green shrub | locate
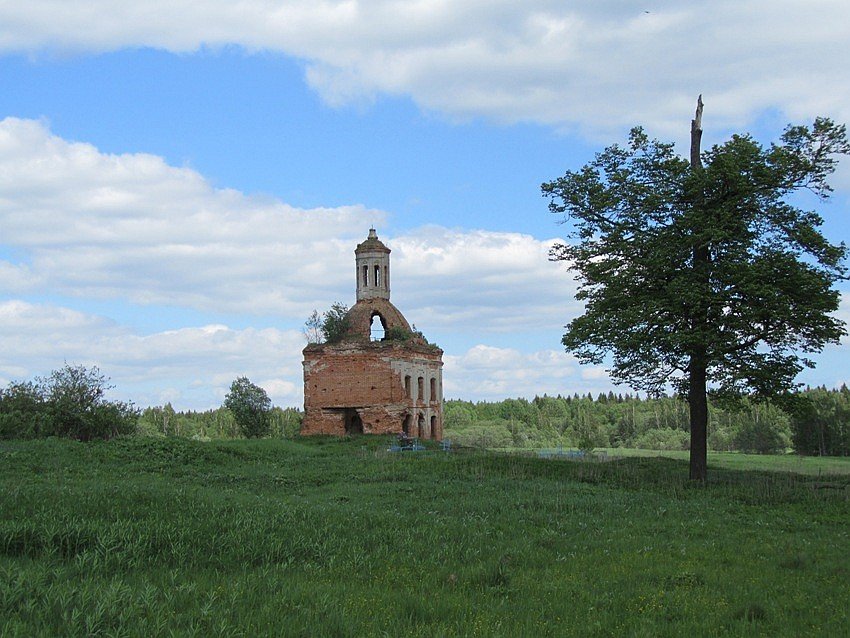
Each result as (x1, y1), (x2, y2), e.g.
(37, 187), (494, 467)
(0, 365), (138, 441)
(633, 428), (690, 451)
(384, 326), (412, 341)
(321, 303), (350, 343)
(0, 381), (48, 439)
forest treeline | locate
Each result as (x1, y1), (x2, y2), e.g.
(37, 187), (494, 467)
(443, 387), (850, 456)
(134, 386), (850, 456)
(2, 365), (848, 455)
(137, 404), (302, 440)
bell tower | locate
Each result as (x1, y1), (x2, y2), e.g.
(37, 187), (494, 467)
(302, 228), (444, 440)
(355, 228), (391, 301)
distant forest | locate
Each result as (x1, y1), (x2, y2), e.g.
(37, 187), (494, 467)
(133, 386), (850, 457)
(442, 387), (850, 456)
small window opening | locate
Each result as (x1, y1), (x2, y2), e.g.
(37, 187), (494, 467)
(404, 375), (412, 398)
(344, 409), (363, 435)
(374, 264), (381, 287)
(430, 378), (436, 402)
(384, 266), (388, 289)
(370, 314), (386, 341)
(362, 265), (368, 286)
(417, 377), (424, 401)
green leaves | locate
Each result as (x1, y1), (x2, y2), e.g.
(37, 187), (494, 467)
(223, 377), (272, 439)
(321, 302), (350, 343)
(543, 117), (848, 399)
(0, 365), (138, 441)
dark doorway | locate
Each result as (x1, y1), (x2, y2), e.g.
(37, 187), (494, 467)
(344, 409), (364, 435)
(417, 413), (425, 438)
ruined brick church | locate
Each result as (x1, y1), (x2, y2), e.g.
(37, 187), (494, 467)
(301, 229), (444, 439)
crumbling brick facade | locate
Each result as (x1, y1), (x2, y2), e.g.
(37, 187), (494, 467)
(301, 229), (444, 439)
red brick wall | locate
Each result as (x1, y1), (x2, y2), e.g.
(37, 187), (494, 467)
(302, 342), (443, 439)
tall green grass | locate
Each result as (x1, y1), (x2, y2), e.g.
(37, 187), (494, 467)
(1, 437), (848, 636)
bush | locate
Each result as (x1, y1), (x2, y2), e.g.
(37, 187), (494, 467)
(449, 421), (513, 449)
(734, 418), (791, 454)
(321, 303), (350, 343)
(0, 381), (48, 439)
(633, 428), (690, 451)
(0, 365), (138, 441)
(708, 426), (735, 452)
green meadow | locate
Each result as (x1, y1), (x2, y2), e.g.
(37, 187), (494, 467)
(1, 437), (848, 637)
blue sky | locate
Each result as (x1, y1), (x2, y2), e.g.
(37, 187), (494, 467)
(1, 1), (848, 409)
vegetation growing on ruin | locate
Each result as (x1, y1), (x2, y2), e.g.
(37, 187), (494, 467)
(1, 436), (848, 636)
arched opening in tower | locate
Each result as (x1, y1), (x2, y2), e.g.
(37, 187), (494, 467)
(370, 313), (386, 341)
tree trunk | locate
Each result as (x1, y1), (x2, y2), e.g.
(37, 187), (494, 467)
(690, 95), (704, 168)
(688, 349), (708, 481)
(689, 94), (708, 482)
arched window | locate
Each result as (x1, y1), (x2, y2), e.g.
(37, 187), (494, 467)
(430, 378), (436, 402)
(362, 265), (369, 286)
(417, 377), (424, 401)
(374, 265), (381, 287)
(430, 415), (437, 439)
(404, 375), (412, 398)
(417, 413), (425, 438)
(370, 314), (386, 341)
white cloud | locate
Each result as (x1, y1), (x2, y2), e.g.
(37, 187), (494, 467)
(836, 292), (850, 346)
(0, 116), (381, 314)
(0, 117), (576, 336)
(0, 300), (609, 409)
(443, 344), (615, 400)
(391, 226), (579, 333)
(2, 2), (848, 137)
(0, 300), (305, 408)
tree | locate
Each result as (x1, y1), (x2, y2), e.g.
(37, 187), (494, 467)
(0, 364), (137, 441)
(303, 310), (324, 344)
(224, 377), (272, 438)
(542, 100), (848, 480)
(321, 302), (350, 343)
(0, 380), (47, 439)
(45, 364), (138, 441)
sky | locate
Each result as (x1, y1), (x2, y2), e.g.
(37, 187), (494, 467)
(1, 1), (849, 410)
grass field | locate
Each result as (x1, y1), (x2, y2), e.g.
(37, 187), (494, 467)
(1, 437), (848, 637)
(598, 448), (850, 475)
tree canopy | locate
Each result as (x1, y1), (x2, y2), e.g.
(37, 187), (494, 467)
(303, 303), (351, 344)
(0, 364), (138, 441)
(223, 377), (272, 438)
(543, 108), (848, 479)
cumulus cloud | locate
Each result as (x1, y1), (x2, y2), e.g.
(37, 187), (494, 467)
(0, 117), (380, 315)
(391, 226), (579, 333)
(443, 344), (613, 401)
(0, 300), (608, 409)
(0, 300), (305, 408)
(1, 2), (848, 137)
(836, 292), (850, 346)
(0, 117), (575, 335)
